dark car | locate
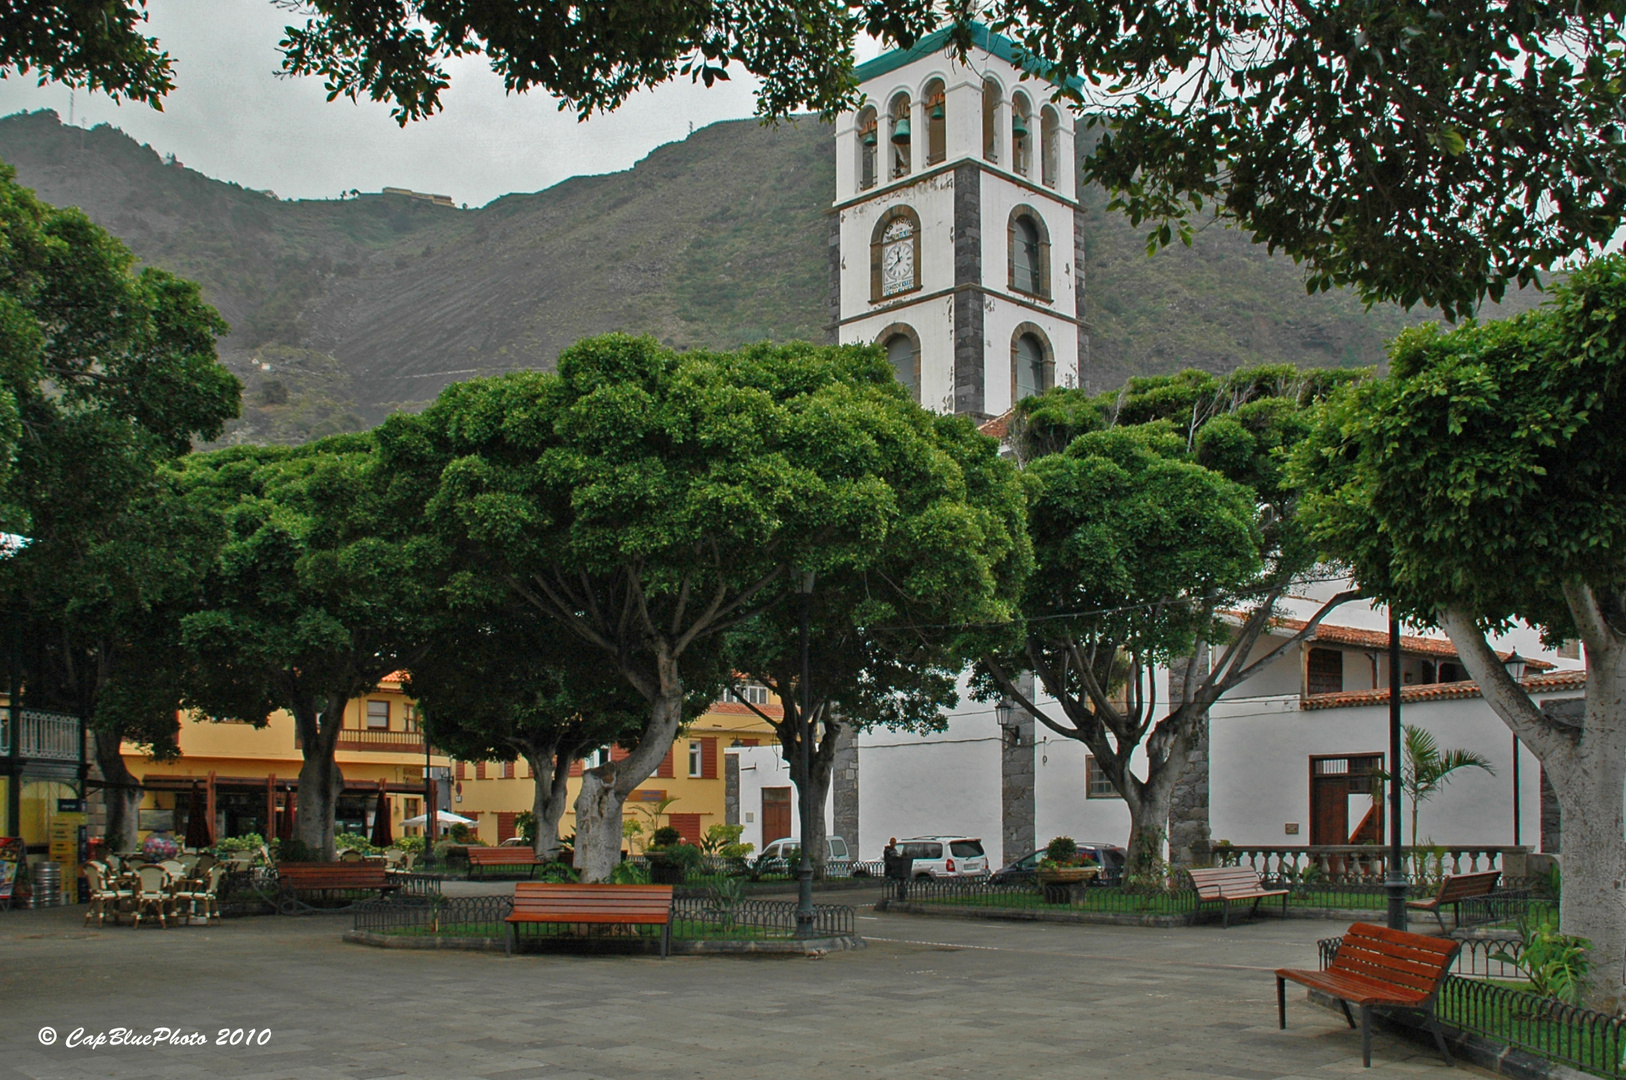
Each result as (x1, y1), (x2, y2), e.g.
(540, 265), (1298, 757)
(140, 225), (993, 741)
(989, 842), (1126, 885)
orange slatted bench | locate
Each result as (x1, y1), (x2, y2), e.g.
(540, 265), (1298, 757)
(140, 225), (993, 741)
(1406, 870), (1501, 931)
(505, 883), (675, 957)
(1188, 866), (1289, 927)
(276, 863), (399, 908)
(1276, 922), (1461, 1067)
(467, 846), (546, 879)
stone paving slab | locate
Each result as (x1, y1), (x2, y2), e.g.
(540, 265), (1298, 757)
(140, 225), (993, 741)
(0, 902), (1483, 1080)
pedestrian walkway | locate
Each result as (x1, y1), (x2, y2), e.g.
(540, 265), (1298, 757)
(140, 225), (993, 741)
(0, 902), (1478, 1079)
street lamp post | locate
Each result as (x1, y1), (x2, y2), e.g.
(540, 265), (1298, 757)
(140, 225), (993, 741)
(795, 569), (816, 939)
(1385, 615), (1407, 930)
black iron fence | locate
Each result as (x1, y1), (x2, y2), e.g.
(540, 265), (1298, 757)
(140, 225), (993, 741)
(352, 892), (856, 941)
(883, 876), (1201, 916)
(1319, 935), (1625, 1078)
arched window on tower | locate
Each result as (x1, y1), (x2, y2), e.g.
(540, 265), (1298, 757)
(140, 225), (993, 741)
(982, 79), (1000, 162)
(923, 79), (946, 165)
(870, 207), (921, 301)
(1008, 208), (1051, 298)
(1040, 106), (1060, 188)
(880, 327), (920, 401)
(889, 93), (912, 179)
(857, 106), (878, 190)
(1011, 93), (1033, 176)
(1012, 329), (1054, 402)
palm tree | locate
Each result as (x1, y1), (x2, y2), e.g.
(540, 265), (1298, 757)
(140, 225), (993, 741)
(1391, 724), (1496, 845)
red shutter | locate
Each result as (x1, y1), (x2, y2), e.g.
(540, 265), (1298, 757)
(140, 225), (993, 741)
(701, 737), (718, 780)
(569, 758), (584, 777)
(502, 760), (514, 779)
(455, 760), (467, 780)
(740, 738), (759, 747)
(657, 746), (674, 778)
(610, 745), (630, 762)
(475, 761), (487, 780)
(496, 811), (517, 842)
(669, 813), (702, 845)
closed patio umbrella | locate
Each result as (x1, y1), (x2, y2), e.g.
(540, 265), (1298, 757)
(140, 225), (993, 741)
(369, 789), (392, 848)
(277, 791), (295, 842)
(184, 785), (212, 849)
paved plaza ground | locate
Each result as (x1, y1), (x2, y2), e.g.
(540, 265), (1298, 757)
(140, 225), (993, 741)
(0, 895), (1478, 1080)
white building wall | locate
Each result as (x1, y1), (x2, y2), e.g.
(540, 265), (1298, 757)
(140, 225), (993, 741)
(1210, 692), (1548, 849)
(727, 745), (834, 856)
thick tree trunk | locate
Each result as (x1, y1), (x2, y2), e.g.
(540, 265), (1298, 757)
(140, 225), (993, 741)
(95, 731), (141, 853)
(524, 744), (571, 861)
(573, 648), (686, 882)
(1441, 598), (1626, 1011)
(778, 709), (839, 877)
(1124, 782), (1176, 885)
(292, 695), (345, 861)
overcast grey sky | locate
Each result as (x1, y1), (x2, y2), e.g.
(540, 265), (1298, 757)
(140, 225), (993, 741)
(0, 0), (878, 206)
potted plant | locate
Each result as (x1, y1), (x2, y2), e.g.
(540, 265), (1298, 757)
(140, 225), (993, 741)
(1035, 836), (1097, 902)
(645, 828), (701, 885)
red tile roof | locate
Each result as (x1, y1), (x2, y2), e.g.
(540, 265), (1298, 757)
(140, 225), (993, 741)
(1266, 617), (1553, 671)
(979, 410), (1013, 439)
(1300, 670), (1587, 710)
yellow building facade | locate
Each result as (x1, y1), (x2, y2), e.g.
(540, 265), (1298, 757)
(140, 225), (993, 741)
(447, 698), (780, 847)
(126, 672), (445, 845)
(121, 673), (781, 851)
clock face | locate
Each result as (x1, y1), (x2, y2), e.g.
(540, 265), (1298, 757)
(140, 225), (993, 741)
(882, 238), (914, 296)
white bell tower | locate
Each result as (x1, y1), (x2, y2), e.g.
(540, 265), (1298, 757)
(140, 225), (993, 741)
(831, 26), (1083, 420)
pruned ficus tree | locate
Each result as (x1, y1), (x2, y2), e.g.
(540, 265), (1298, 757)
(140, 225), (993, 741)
(177, 435), (434, 860)
(951, 1), (1626, 319)
(979, 368), (1362, 876)
(404, 602), (650, 860)
(408, 335), (902, 881)
(722, 372), (1030, 876)
(1297, 255), (1626, 1010)
(0, 164), (238, 849)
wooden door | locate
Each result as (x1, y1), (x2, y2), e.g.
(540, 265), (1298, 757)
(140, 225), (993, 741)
(761, 787), (792, 844)
(1309, 754), (1384, 845)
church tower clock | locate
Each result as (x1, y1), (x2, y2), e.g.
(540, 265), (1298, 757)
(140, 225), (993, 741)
(832, 26), (1085, 420)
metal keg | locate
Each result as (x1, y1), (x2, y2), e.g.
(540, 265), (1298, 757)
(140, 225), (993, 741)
(30, 862), (62, 907)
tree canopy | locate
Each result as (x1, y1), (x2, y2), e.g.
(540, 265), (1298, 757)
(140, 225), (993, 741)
(959, 1), (1626, 319)
(980, 366), (1363, 871)
(1294, 254), (1626, 1008)
(176, 435), (437, 858)
(0, 161), (238, 847)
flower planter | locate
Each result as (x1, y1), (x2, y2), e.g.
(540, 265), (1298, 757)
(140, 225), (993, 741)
(1036, 866), (1098, 904)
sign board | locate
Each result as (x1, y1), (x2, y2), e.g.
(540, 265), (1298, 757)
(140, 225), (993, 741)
(0, 837), (24, 903)
(48, 814), (84, 904)
(57, 798), (84, 813)
(630, 789), (668, 802)
(138, 808), (174, 832)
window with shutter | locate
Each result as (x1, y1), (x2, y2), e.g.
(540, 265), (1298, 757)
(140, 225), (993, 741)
(475, 761), (487, 781)
(497, 811), (517, 842)
(701, 737), (718, 780)
(668, 813), (703, 845)
(1306, 647), (1345, 695)
(657, 746), (675, 779)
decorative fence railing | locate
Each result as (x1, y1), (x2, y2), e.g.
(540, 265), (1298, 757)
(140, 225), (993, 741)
(0, 709), (81, 761)
(881, 876), (1543, 925)
(352, 893), (856, 940)
(1215, 844), (1532, 886)
(1319, 935), (1625, 1078)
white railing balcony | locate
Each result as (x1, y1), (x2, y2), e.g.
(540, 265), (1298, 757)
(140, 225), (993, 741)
(0, 709), (82, 761)
(1213, 843), (1534, 885)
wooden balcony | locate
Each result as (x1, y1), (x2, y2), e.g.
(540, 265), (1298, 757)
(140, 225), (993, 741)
(297, 727), (431, 755)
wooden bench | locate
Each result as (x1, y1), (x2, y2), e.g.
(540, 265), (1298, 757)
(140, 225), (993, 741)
(1276, 921), (1461, 1067)
(1407, 870), (1501, 931)
(1188, 866), (1289, 927)
(275, 863), (399, 913)
(467, 846), (546, 879)
(505, 883), (674, 958)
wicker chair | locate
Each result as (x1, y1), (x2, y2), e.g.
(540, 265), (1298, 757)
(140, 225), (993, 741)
(131, 865), (173, 929)
(83, 862), (132, 927)
(174, 864), (227, 924)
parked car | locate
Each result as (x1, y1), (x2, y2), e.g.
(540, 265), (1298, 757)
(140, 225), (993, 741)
(753, 835), (850, 875)
(989, 842), (1126, 885)
(892, 836), (989, 879)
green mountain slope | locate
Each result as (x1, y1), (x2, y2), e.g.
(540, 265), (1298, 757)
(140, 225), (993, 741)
(0, 108), (1534, 440)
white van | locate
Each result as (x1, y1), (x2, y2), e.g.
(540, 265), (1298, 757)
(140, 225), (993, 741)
(895, 836), (989, 878)
(753, 835), (850, 874)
